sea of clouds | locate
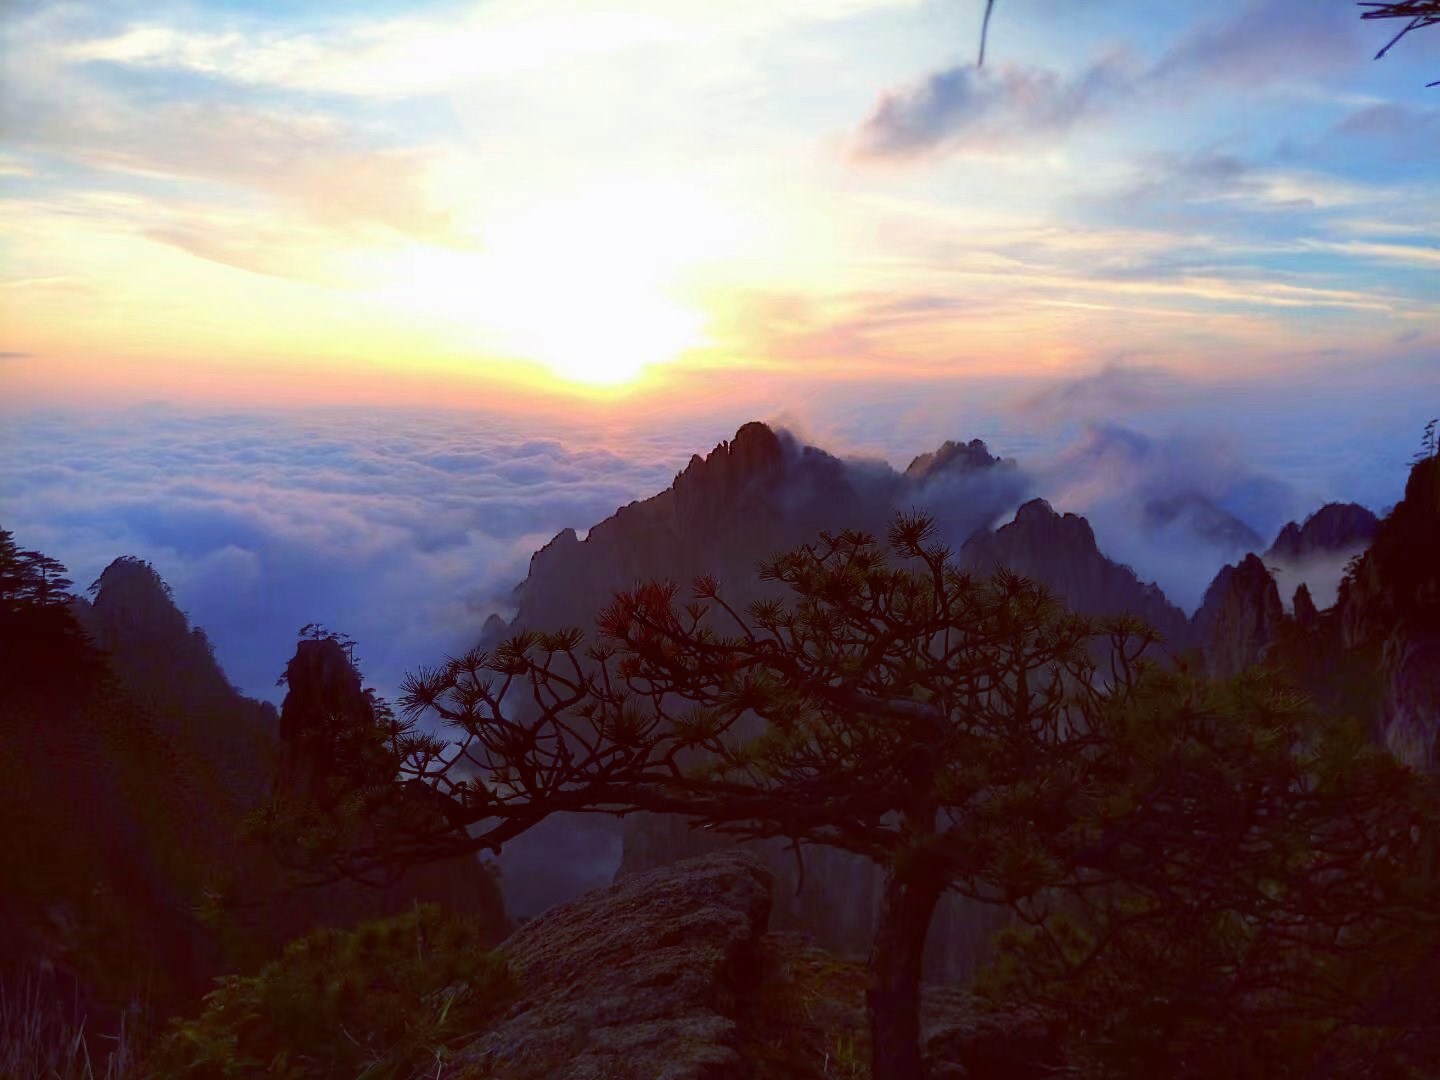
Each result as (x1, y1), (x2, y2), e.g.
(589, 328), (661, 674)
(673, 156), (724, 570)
(1, 376), (1426, 705)
(0, 407), (705, 701)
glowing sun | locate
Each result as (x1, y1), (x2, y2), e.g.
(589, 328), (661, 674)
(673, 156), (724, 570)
(383, 180), (740, 387)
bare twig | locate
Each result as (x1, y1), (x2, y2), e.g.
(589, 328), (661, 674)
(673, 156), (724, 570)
(978, 0), (998, 67)
(1359, 0), (1440, 82)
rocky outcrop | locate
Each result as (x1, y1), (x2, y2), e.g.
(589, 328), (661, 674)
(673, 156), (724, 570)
(961, 499), (1194, 650)
(276, 636), (375, 803)
(448, 852), (773, 1080)
(1293, 582), (1319, 629)
(905, 437), (1005, 481)
(271, 636), (508, 944)
(1193, 553), (1285, 680)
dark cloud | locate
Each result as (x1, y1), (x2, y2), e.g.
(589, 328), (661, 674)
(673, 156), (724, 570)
(1014, 363), (1187, 424)
(852, 56), (1129, 160)
(0, 351), (34, 360)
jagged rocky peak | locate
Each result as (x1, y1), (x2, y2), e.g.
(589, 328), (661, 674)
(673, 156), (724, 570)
(964, 498), (1104, 567)
(276, 636), (373, 800)
(279, 637), (370, 736)
(905, 437), (1002, 482)
(960, 498), (1193, 648)
(675, 420), (787, 496)
(1268, 502), (1380, 562)
(83, 556), (189, 639)
(1194, 553), (1285, 680)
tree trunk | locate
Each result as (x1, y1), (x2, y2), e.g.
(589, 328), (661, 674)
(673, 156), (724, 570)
(867, 863), (944, 1079)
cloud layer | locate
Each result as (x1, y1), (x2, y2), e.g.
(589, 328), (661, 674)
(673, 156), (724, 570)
(3, 360), (1430, 704)
(0, 408), (692, 701)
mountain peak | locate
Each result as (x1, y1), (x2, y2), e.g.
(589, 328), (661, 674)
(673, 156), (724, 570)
(1144, 492), (1263, 553)
(277, 637), (372, 802)
(904, 438), (1000, 482)
(672, 422), (788, 502)
(960, 497), (1191, 647)
(1007, 498), (1097, 546)
(732, 420), (783, 459)
(1267, 502), (1379, 562)
(86, 556), (188, 638)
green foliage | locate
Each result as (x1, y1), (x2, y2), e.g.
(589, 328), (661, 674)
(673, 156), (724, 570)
(975, 668), (1440, 1078)
(156, 906), (513, 1079)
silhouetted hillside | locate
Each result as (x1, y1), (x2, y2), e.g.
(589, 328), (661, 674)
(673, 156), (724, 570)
(1, 544), (264, 1015)
(1, 538), (505, 1045)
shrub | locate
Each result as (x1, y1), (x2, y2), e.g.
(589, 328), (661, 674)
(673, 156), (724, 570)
(157, 905), (512, 1078)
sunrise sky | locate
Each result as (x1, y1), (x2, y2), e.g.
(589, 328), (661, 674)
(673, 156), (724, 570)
(2, 1), (1438, 701)
(2, 0), (1436, 408)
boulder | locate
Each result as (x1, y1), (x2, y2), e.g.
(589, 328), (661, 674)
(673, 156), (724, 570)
(449, 851), (773, 1079)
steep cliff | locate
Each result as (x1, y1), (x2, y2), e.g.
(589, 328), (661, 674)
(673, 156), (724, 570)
(1337, 457), (1440, 768)
(1192, 553), (1287, 680)
(268, 635), (508, 943)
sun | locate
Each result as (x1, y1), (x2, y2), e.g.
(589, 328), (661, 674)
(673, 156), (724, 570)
(380, 179), (741, 387)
